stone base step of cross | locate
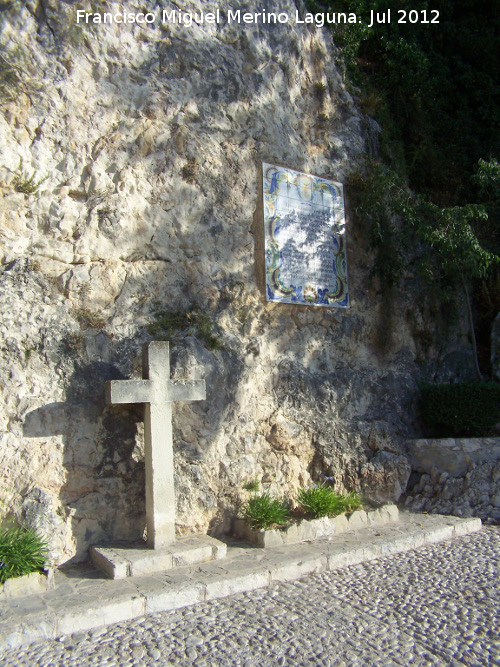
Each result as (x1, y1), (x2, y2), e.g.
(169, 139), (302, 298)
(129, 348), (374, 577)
(90, 534), (227, 579)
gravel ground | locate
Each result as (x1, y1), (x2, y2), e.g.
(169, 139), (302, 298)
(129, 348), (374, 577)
(2, 527), (499, 667)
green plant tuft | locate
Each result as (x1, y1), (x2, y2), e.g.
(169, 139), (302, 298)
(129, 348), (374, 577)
(0, 52), (22, 102)
(148, 307), (223, 350)
(13, 173), (44, 195)
(419, 382), (500, 437)
(297, 484), (362, 519)
(243, 478), (260, 493)
(240, 492), (290, 530)
(11, 157), (47, 195)
(65, 332), (86, 353)
(0, 526), (49, 584)
(181, 159), (198, 184)
(342, 491), (363, 513)
(313, 80), (327, 101)
(73, 307), (106, 330)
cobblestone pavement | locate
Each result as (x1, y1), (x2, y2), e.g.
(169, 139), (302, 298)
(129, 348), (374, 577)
(2, 527), (499, 667)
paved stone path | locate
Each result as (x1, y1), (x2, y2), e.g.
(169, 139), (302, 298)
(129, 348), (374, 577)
(2, 527), (499, 666)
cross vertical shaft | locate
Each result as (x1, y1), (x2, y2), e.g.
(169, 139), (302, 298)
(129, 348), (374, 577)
(106, 341), (206, 549)
(144, 401), (175, 547)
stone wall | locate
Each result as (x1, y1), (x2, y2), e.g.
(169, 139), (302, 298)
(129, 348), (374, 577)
(404, 438), (500, 523)
(0, 0), (474, 564)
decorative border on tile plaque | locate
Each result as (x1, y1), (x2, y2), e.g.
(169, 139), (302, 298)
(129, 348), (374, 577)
(263, 162), (349, 307)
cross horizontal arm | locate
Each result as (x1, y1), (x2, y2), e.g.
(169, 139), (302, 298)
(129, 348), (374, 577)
(106, 379), (153, 406)
(169, 380), (206, 402)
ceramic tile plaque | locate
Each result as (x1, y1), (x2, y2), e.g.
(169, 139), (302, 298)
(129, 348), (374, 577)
(263, 163), (349, 307)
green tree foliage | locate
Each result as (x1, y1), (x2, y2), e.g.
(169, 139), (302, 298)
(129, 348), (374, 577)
(349, 164), (496, 290)
(316, 0), (500, 205)
(313, 0), (500, 374)
(419, 382), (500, 436)
(474, 159), (500, 254)
(349, 161), (498, 377)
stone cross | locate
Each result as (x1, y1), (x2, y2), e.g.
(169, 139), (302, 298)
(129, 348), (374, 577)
(105, 341), (206, 549)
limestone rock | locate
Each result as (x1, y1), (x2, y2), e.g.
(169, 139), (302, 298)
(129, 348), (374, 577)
(360, 451), (411, 504)
(20, 488), (70, 566)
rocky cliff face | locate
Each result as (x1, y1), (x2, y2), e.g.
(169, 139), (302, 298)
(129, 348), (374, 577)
(0, 0), (472, 564)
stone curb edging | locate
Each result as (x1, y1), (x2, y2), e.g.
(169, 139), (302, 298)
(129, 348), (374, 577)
(233, 504), (399, 547)
(0, 513), (482, 651)
(0, 570), (54, 601)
